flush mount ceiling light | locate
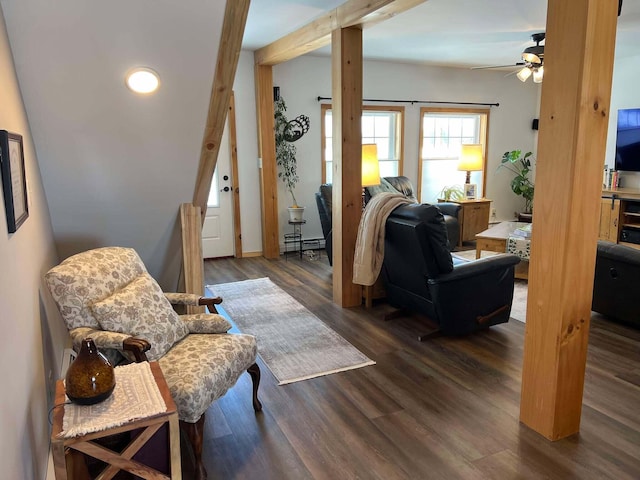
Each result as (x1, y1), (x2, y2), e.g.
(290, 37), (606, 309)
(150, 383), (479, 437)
(125, 67), (160, 94)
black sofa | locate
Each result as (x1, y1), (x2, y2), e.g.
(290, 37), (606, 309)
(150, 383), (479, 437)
(382, 203), (520, 336)
(315, 176), (461, 265)
(592, 240), (640, 328)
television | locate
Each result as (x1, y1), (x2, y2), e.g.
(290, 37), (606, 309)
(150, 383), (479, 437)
(615, 108), (640, 172)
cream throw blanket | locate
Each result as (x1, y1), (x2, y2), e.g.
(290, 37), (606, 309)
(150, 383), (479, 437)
(353, 192), (415, 286)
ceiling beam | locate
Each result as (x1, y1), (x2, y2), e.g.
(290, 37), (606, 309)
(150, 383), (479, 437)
(254, 0), (427, 66)
(192, 0), (250, 219)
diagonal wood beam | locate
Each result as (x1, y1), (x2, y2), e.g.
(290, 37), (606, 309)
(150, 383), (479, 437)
(193, 0), (251, 220)
(254, 0), (427, 66)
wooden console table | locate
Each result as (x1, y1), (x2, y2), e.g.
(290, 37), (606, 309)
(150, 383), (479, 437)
(439, 198), (491, 247)
(51, 361), (181, 479)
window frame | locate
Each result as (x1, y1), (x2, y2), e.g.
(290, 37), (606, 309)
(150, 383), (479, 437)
(417, 107), (490, 202)
(320, 104), (405, 184)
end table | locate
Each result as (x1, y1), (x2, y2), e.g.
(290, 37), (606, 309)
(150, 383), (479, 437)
(51, 361), (181, 479)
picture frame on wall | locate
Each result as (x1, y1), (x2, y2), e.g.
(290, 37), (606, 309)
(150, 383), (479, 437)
(0, 130), (29, 233)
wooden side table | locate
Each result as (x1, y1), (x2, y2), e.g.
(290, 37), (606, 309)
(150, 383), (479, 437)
(51, 362), (181, 479)
(439, 198), (491, 246)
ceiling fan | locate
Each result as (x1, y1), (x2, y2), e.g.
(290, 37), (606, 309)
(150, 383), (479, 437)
(473, 33), (545, 83)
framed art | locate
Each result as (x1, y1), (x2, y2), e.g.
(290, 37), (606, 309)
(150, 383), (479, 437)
(0, 130), (28, 233)
(464, 183), (477, 200)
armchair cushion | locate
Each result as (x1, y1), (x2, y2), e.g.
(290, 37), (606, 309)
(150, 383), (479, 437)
(158, 333), (257, 423)
(91, 273), (189, 361)
(180, 313), (232, 334)
(44, 247), (147, 330)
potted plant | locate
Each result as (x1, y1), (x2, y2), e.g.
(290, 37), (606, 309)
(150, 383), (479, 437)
(274, 96), (309, 222)
(440, 185), (464, 202)
(498, 150), (535, 218)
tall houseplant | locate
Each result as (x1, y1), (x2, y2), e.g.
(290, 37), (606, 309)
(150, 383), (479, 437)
(499, 150), (535, 214)
(274, 96), (309, 221)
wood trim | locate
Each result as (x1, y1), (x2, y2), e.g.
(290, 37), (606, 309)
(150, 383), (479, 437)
(254, 64), (280, 258)
(228, 92), (243, 258)
(332, 26), (364, 307)
(180, 203), (206, 314)
(519, 0), (618, 440)
(255, 0), (427, 66)
(320, 103), (405, 183)
(192, 0), (250, 219)
(416, 106), (490, 202)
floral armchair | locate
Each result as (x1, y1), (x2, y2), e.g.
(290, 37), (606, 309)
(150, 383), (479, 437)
(45, 246), (261, 479)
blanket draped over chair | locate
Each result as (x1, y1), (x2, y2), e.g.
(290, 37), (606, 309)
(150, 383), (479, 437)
(353, 192), (415, 286)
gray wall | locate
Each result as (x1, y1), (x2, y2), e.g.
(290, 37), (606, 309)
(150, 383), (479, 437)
(1, 0), (227, 289)
(0, 5), (67, 479)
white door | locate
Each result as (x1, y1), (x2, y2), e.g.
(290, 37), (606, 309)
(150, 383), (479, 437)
(202, 119), (234, 258)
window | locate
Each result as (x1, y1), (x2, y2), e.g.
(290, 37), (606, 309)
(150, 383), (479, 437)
(418, 107), (489, 203)
(321, 104), (404, 184)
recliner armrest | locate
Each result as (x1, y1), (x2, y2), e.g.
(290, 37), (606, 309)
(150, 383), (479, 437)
(429, 254), (520, 284)
(435, 202), (461, 219)
(427, 254), (521, 335)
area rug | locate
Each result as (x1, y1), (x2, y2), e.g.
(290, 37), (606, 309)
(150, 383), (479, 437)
(452, 249), (528, 323)
(206, 278), (375, 385)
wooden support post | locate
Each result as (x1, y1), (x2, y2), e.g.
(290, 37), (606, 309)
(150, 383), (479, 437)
(254, 64), (280, 259)
(180, 203), (206, 314)
(332, 26), (363, 307)
(192, 0), (250, 221)
(519, 0), (618, 440)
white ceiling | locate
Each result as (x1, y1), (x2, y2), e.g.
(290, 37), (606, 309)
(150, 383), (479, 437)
(243, 0), (640, 69)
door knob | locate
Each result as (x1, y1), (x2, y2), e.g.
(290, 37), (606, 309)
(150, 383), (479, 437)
(220, 186), (230, 192)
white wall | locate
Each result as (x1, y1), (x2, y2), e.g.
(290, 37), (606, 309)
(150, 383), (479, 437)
(234, 51), (263, 255)
(605, 54), (640, 189)
(273, 55), (540, 231)
(0, 6), (67, 479)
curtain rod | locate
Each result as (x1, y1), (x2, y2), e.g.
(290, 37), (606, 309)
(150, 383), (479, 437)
(316, 96), (499, 107)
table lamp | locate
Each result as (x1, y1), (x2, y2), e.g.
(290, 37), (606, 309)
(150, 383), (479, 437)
(362, 144), (380, 208)
(458, 144), (483, 199)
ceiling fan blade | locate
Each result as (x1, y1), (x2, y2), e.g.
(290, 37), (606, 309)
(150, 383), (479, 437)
(471, 62), (525, 70)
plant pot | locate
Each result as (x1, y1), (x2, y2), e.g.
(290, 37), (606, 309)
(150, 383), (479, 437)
(288, 206), (305, 222)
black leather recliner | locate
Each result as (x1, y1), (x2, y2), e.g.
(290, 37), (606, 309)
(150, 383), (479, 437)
(592, 240), (640, 327)
(315, 176), (461, 265)
(382, 203), (521, 336)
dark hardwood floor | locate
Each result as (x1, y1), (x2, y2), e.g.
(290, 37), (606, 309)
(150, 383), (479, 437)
(187, 252), (640, 480)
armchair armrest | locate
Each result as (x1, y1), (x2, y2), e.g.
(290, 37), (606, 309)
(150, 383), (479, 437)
(180, 313), (232, 334)
(164, 292), (223, 313)
(427, 254), (521, 335)
(68, 327), (150, 363)
(429, 254), (520, 284)
(435, 202), (461, 218)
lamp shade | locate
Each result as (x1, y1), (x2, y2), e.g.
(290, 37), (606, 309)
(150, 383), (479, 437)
(517, 66), (532, 82)
(457, 144), (484, 172)
(533, 66), (544, 84)
(362, 144), (380, 187)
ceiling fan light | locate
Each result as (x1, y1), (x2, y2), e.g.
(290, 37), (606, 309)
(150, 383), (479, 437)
(533, 66), (544, 83)
(522, 52), (541, 64)
(517, 67), (532, 82)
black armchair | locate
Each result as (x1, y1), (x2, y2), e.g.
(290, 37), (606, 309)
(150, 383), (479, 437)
(315, 184), (333, 265)
(315, 177), (462, 265)
(382, 203), (520, 337)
